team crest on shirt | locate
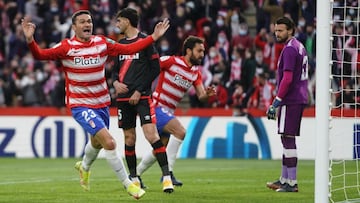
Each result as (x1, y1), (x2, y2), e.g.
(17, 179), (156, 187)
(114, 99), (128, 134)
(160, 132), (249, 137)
(89, 120), (96, 128)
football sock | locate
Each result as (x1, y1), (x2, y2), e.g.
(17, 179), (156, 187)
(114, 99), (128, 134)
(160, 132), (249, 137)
(137, 152), (156, 175)
(82, 142), (100, 171)
(287, 167), (298, 186)
(103, 149), (132, 187)
(282, 136), (298, 185)
(288, 178), (297, 186)
(166, 135), (183, 171)
(151, 140), (170, 176)
(125, 145), (137, 177)
(279, 176), (287, 184)
(281, 164), (288, 181)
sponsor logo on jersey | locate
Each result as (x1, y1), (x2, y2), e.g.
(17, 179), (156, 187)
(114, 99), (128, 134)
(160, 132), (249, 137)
(174, 74), (192, 88)
(74, 56), (101, 66)
(118, 53), (140, 60)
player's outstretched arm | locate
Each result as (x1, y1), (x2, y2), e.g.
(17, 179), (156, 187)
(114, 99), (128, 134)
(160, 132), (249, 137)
(151, 18), (170, 41)
(21, 17), (36, 43)
(197, 84), (216, 102)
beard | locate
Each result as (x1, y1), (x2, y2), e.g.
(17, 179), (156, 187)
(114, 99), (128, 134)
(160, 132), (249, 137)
(276, 34), (289, 43)
(189, 56), (202, 66)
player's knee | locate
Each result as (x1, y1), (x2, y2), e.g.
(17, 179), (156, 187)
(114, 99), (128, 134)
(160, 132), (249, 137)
(173, 127), (186, 140)
(103, 138), (116, 150)
(125, 136), (136, 146)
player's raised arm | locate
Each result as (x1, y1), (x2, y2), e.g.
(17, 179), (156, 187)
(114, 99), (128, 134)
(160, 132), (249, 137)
(151, 18), (170, 41)
(108, 19), (170, 56)
(21, 17), (36, 43)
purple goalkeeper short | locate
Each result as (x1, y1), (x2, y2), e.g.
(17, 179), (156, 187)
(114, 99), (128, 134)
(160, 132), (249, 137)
(277, 104), (306, 136)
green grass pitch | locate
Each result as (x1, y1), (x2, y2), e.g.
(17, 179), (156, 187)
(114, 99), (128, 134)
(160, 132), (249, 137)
(0, 158), (317, 203)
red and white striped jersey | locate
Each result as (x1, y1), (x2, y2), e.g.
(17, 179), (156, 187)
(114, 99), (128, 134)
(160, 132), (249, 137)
(152, 56), (203, 112)
(28, 35), (154, 108)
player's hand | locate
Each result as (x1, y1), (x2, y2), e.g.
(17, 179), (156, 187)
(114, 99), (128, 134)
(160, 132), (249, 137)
(113, 81), (128, 94)
(266, 105), (277, 120)
(206, 86), (216, 97)
(266, 97), (281, 120)
(151, 18), (170, 41)
(21, 16), (36, 43)
(129, 91), (141, 105)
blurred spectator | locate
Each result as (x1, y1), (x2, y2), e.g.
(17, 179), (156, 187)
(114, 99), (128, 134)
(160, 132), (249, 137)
(207, 76), (228, 108)
(203, 46), (228, 82)
(51, 71), (66, 113)
(282, 0), (299, 25)
(229, 7), (246, 37)
(263, 0), (283, 25)
(300, 0), (315, 26)
(18, 68), (44, 106)
(210, 10), (230, 47)
(336, 83), (356, 109)
(0, 78), (6, 107)
(25, 0), (44, 26)
(231, 22), (253, 51)
(225, 47), (244, 88)
(254, 48), (271, 79)
(254, 0), (271, 32)
(215, 31), (230, 61)
(157, 37), (173, 56)
(254, 28), (283, 73)
(183, 19), (197, 38)
(231, 80), (246, 116)
(8, 24), (28, 61)
(248, 73), (276, 110)
(239, 48), (257, 110)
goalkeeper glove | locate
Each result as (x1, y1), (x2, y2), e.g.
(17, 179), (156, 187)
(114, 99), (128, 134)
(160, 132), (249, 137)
(266, 97), (281, 120)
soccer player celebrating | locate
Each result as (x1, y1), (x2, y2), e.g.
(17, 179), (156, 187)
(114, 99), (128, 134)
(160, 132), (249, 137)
(266, 16), (308, 192)
(111, 8), (174, 193)
(136, 36), (216, 186)
(21, 10), (169, 199)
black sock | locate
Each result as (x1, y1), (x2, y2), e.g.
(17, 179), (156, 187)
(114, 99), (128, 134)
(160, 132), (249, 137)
(151, 140), (170, 176)
(125, 144), (137, 177)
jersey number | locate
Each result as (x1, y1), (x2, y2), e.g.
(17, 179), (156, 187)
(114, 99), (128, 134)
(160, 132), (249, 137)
(82, 109), (96, 122)
(118, 109), (122, 121)
(301, 55), (309, 81)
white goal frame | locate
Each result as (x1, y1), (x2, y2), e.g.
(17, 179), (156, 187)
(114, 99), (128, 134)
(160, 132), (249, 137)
(315, 0), (331, 203)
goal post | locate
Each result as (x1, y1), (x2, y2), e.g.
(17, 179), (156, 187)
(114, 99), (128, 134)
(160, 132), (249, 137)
(315, 0), (331, 202)
(317, 1), (360, 202)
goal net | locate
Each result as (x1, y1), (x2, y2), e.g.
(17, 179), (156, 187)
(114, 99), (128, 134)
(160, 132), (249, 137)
(328, 1), (360, 202)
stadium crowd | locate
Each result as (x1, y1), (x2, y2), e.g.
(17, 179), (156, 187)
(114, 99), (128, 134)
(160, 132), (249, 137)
(0, 0), (357, 113)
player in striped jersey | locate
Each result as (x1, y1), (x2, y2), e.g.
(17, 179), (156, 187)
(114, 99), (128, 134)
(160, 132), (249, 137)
(136, 36), (216, 186)
(21, 10), (169, 199)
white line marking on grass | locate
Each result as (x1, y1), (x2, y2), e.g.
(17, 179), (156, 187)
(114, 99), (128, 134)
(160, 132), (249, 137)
(0, 177), (115, 185)
(0, 179), (52, 185)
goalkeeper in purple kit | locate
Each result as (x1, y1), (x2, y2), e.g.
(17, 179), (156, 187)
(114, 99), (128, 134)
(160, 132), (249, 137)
(266, 17), (309, 192)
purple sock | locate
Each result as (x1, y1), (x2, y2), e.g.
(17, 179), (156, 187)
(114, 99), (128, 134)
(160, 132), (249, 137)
(287, 167), (297, 181)
(281, 165), (288, 180)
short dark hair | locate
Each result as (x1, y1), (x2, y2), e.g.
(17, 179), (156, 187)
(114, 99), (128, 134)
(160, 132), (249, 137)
(182, 36), (204, 55)
(72, 10), (91, 25)
(275, 16), (295, 36)
(116, 8), (139, 27)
